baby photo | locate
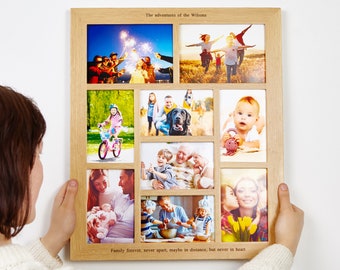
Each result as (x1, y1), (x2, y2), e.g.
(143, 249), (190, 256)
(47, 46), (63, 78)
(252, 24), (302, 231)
(87, 24), (173, 84)
(86, 169), (135, 244)
(140, 195), (215, 243)
(140, 142), (214, 190)
(219, 89), (266, 162)
(220, 168), (267, 242)
(86, 90), (134, 163)
(139, 89), (213, 137)
(179, 24), (265, 83)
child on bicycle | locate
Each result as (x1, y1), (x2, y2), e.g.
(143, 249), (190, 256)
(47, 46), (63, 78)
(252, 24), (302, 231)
(98, 104), (122, 142)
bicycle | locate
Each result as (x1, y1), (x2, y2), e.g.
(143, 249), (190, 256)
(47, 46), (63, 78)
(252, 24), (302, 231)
(98, 126), (122, 160)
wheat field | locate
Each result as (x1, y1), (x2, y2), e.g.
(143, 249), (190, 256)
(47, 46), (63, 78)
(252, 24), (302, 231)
(180, 53), (265, 83)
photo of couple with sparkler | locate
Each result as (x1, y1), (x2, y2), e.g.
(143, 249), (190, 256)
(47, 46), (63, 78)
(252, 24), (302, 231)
(87, 24), (173, 84)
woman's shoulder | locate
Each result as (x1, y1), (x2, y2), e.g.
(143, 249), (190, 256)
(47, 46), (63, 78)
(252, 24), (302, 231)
(0, 244), (41, 269)
(0, 241), (67, 270)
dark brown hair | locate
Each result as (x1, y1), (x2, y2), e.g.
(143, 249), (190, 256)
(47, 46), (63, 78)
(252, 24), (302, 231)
(0, 85), (46, 239)
(87, 169), (108, 211)
(220, 183), (234, 203)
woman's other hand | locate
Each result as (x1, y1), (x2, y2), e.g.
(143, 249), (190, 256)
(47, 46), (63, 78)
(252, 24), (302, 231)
(41, 179), (78, 257)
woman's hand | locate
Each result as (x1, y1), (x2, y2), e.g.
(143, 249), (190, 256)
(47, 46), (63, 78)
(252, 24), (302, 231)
(41, 179), (78, 257)
(275, 183), (304, 256)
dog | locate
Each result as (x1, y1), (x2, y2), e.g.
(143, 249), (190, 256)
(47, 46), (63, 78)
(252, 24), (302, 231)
(167, 108), (192, 136)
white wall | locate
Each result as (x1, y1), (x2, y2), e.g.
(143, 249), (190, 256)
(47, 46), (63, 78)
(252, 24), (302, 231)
(1, 1), (339, 269)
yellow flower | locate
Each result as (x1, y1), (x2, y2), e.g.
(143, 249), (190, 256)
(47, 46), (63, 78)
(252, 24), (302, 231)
(249, 223), (257, 235)
(227, 214), (235, 225)
(233, 221), (240, 233)
(238, 217), (246, 231)
(226, 214), (258, 242)
(222, 232), (237, 242)
(243, 216), (252, 227)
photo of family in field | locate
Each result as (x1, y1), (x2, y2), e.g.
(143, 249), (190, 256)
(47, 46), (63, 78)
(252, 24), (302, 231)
(180, 24), (265, 83)
(140, 142), (214, 190)
(220, 168), (267, 242)
(139, 89), (213, 136)
(87, 24), (173, 84)
(219, 90), (266, 162)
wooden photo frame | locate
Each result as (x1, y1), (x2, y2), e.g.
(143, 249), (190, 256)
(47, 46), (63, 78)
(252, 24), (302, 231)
(70, 7), (282, 261)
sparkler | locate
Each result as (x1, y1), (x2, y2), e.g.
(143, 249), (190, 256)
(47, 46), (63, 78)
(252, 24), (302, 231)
(120, 30), (128, 40)
(140, 42), (152, 54)
(117, 29), (167, 76)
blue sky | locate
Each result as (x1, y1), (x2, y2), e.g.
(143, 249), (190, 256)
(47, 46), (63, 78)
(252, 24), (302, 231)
(180, 24), (265, 60)
(87, 24), (173, 73)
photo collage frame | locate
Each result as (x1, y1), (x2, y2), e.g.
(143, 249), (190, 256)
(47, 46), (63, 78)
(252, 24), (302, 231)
(70, 8), (283, 261)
